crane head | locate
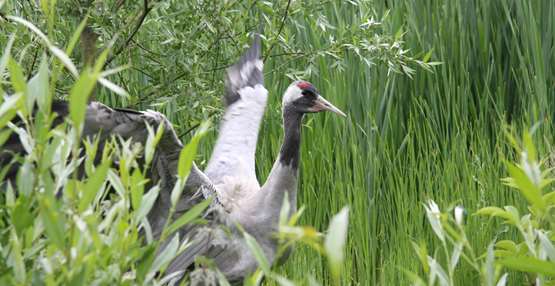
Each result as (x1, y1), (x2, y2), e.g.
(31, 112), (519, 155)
(282, 80), (346, 117)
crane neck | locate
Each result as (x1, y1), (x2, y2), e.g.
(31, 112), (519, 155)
(259, 106), (304, 223)
(279, 106), (304, 169)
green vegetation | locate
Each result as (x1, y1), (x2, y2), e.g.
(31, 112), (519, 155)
(411, 131), (555, 286)
(2, 0), (555, 285)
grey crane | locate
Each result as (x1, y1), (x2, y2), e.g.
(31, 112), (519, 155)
(165, 35), (346, 282)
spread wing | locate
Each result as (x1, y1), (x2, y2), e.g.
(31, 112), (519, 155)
(2, 100), (231, 281)
(83, 102), (223, 237)
(2, 100), (219, 223)
(204, 35), (268, 188)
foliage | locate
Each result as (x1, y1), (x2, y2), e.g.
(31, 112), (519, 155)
(410, 131), (555, 285)
(0, 0), (431, 126)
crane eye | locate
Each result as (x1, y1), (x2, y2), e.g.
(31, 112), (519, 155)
(302, 90), (316, 98)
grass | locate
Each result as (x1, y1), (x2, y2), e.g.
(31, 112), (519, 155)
(202, 1), (555, 284)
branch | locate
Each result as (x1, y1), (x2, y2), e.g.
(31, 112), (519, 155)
(179, 111), (218, 137)
(131, 39), (164, 57)
(264, 0), (292, 62)
(26, 48), (39, 81)
(105, 0), (152, 66)
(267, 51), (306, 58)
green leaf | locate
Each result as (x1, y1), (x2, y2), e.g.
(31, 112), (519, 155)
(66, 16), (89, 55)
(244, 231), (271, 274)
(422, 49), (433, 62)
(98, 77), (128, 97)
(134, 186), (160, 223)
(177, 136), (197, 180)
(107, 169), (125, 199)
(499, 256), (555, 276)
(324, 207), (349, 281)
(79, 161), (110, 212)
(9, 230), (26, 283)
(496, 273), (508, 286)
(69, 69), (97, 129)
(27, 55), (50, 113)
(0, 34), (15, 79)
(537, 231), (555, 261)
(144, 122), (164, 166)
(411, 241), (429, 274)
(172, 122), (209, 206)
(39, 196), (66, 250)
(8, 58), (27, 96)
(543, 191), (555, 205)
(166, 198), (212, 235)
(177, 122), (209, 179)
(506, 162), (545, 211)
(16, 161), (35, 196)
(244, 269), (264, 286)
(0, 93), (21, 128)
(428, 256), (449, 286)
(130, 169), (146, 211)
(0, 129), (12, 147)
(279, 192), (290, 227)
(274, 275), (295, 286)
(485, 243), (495, 286)
(92, 42), (114, 73)
(11, 196), (34, 236)
(475, 207), (517, 225)
(150, 233), (179, 273)
(400, 268), (426, 286)
(136, 245), (157, 283)
(495, 240), (517, 253)
(522, 130), (536, 162)
(49, 46), (78, 77)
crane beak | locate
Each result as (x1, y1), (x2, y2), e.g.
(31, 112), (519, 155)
(313, 95), (347, 117)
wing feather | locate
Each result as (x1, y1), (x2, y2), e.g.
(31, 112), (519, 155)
(205, 35), (267, 188)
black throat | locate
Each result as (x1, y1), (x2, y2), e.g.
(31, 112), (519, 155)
(279, 106), (304, 169)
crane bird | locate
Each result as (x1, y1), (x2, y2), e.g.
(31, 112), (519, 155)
(162, 34), (347, 282)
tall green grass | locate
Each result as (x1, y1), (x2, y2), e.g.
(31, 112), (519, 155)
(203, 1), (555, 284)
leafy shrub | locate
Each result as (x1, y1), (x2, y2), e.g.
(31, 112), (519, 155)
(409, 130), (555, 286)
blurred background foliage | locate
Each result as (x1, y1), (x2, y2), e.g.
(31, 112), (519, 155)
(0, 0), (428, 133)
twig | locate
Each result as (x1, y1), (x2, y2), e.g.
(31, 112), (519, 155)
(105, 0), (152, 66)
(179, 111), (219, 137)
(131, 39), (164, 57)
(201, 63), (233, 73)
(132, 66), (155, 79)
(264, 0), (292, 62)
(267, 51), (306, 58)
(26, 48), (39, 80)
